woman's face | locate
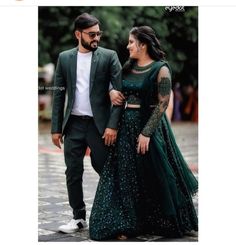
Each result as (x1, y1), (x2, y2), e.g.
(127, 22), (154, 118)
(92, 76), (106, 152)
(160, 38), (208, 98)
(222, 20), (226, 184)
(127, 34), (142, 59)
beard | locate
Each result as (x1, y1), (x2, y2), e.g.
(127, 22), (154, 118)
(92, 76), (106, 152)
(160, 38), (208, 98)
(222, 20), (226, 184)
(81, 37), (98, 51)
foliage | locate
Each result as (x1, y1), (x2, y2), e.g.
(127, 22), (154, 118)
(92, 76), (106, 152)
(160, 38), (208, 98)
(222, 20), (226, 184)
(39, 6), (198, 86)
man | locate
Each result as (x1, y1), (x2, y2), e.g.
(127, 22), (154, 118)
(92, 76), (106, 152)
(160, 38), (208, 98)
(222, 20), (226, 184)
(51, 13), (123, 233)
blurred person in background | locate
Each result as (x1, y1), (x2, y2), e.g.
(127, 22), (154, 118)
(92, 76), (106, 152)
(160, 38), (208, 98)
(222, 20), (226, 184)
(183, 84), (198, 122)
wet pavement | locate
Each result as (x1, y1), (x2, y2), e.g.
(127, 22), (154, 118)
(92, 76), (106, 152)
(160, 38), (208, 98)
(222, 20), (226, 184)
(38, 121), (198, 242)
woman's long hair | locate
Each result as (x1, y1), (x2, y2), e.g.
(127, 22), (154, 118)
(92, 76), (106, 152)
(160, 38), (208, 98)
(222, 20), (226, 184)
(123, 26), (165, 74)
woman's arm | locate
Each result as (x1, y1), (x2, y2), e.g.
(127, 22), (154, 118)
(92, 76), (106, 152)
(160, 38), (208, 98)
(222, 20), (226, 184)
(141, 66), (172, 137)
(165, 89), (174, 123)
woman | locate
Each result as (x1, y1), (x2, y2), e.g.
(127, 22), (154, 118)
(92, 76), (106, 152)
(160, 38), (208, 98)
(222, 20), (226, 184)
(89, 26), (198, 240)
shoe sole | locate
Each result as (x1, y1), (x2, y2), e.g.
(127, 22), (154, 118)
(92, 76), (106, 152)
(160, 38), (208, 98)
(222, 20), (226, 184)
(58, 225), (88, 234)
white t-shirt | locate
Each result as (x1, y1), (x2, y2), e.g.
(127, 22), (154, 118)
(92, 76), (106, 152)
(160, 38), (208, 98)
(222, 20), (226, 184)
(71, 51), (93, 116)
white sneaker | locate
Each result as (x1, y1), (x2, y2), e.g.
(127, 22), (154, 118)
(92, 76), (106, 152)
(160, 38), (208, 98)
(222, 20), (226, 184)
(58, 219), (88, 234)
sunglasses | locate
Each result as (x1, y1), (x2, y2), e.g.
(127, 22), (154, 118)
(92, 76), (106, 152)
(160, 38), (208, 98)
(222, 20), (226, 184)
(82, 31), (103, 39)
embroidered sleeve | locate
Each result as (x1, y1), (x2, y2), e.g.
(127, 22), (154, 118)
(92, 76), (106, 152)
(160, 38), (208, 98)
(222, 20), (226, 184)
(141, 66), (172, 137)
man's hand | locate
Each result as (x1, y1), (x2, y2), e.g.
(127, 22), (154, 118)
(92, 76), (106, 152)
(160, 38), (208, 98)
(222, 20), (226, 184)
(109, 89), (125, 106)
(137, 134), (150, 155)
(102, 128), (117, 146)
(52, 133), (63, 149)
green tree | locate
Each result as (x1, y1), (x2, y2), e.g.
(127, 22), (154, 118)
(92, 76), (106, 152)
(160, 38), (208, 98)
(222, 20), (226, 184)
(39, 6), (198, 87)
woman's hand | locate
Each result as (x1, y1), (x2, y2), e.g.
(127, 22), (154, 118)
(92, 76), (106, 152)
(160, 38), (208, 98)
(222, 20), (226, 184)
(137, 134), (150, 154)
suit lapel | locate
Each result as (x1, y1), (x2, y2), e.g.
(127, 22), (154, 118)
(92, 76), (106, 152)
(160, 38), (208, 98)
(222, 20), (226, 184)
(90, 48), (100, 93)
(69, 48), (78, 91)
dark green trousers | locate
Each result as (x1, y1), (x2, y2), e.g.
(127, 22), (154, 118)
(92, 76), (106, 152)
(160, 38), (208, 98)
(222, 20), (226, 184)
(64, 115), (108, 220)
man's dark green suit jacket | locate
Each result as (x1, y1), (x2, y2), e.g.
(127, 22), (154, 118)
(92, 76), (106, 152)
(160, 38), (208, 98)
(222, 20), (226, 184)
(51, 47), (122, 135)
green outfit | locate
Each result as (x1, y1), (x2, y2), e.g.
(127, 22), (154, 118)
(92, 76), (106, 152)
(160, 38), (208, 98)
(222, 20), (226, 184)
(51, 47), (122, 220)
(89, 61), (198, 240)
(51, 47), (122, 135)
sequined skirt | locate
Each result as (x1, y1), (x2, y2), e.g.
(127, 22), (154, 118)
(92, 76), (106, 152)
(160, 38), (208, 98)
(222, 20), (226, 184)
(89, 109), (198, 240)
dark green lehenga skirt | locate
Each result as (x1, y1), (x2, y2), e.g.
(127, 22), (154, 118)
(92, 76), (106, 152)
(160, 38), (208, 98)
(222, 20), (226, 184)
(89, 109), (198, 240)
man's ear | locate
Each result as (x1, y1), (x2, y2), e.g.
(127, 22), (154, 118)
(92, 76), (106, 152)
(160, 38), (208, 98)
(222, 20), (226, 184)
(75, 30), (81, 40)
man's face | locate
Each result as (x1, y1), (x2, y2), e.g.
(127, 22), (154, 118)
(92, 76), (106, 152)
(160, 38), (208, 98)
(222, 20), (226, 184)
(75, 24), (102, 52)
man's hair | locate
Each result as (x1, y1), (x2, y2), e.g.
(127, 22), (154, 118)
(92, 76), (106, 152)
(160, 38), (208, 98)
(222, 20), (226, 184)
(74, 13), (100, 31)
